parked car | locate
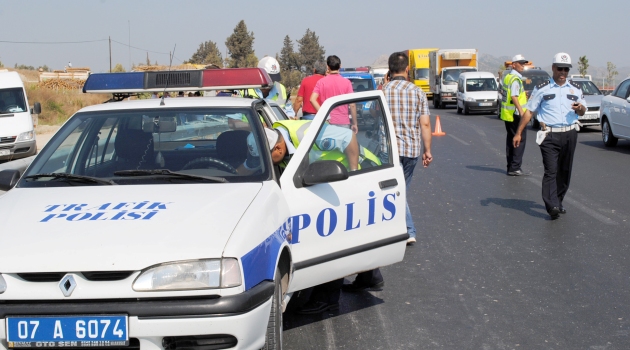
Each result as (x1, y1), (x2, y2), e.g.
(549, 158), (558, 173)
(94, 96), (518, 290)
(570, 77), (604, 128)
(600, 77), (630, 147)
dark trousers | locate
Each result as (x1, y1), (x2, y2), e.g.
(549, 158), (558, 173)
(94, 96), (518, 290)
(504, 114), (526, 172)
(309, 279), (343, 304)
(539, 129), (578, 212)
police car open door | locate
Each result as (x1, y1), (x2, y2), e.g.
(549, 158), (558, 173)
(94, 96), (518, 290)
(280, 91), (408, 292)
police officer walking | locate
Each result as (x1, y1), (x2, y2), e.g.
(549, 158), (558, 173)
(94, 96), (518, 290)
(513, 53), (587, 219)
(501, 54), (530, 176)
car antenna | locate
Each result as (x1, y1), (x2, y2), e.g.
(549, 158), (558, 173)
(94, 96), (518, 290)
(160, 44), (176, 106)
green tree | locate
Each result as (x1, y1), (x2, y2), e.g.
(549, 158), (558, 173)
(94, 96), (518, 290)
(225, 20), (256, 68)
(188, 40), (223, 66)
(112, 63), (126, 72)
(577, 56), (589, 77)
(606, 62), (618, 87)
(279, 35), (300, 71)
(297, 29), (325, 73)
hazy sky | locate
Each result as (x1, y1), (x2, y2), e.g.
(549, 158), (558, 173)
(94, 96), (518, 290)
(1, 0), (628, 73)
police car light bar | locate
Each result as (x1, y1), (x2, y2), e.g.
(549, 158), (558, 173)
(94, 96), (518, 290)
(83, 68), (273, 94)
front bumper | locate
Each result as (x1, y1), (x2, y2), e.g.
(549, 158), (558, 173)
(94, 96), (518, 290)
(464, 100), (498, 111)
(0, 139), (37, 161)
(0, 281), (274, 350)
(440, 94), (457, 104)
(578, 111), (600, 126)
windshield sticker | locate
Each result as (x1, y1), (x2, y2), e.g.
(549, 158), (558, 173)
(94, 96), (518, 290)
(40, 201), (171, 222)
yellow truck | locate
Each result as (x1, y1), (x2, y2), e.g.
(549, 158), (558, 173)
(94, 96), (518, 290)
(408, 48), (438, 98)
(429, 49), (478, 109)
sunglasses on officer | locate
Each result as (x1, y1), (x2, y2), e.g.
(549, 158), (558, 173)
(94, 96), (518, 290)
(555, 66), (570, 72)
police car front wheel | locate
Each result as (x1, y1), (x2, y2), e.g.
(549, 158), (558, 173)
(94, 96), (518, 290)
(262, 267), (283, 350)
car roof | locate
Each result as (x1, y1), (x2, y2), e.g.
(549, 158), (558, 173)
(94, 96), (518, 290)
(521, 69), (550, 77)
(340, 72), (374, 79)
(460, 71), (495, 79)
(75, 96), (257, 113)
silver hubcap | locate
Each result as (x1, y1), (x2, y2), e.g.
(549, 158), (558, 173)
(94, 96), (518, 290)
(603, 121), (609, 141)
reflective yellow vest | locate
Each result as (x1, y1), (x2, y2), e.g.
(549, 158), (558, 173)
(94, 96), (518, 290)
(272, 120), (382, 169)
(500, 73), (528, 122)
(246, 82), (288, 107)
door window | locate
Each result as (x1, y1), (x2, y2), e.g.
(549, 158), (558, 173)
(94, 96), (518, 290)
(613, 79), (630, 99)
(305, 97), (392, 173)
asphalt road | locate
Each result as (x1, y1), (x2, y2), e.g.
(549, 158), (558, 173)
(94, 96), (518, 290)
(283, 106), (630, 349)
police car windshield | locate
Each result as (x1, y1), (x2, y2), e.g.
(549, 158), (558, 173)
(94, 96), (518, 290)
(20, 107), (271, 187)
(571, 80), (602, 95)
(349, 79), (374, 92)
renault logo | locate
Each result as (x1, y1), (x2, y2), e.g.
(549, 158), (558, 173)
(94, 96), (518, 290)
(59, 275), (76, 297)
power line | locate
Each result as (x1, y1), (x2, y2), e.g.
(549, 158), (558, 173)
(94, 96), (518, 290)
(110, 39), (170, 56)
(0, 39), (109, 44)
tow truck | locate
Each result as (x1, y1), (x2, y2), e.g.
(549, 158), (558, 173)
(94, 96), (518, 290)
(0, 68), (408, 350)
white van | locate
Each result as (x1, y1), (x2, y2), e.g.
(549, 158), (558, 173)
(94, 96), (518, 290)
(456, 71), (498, 115)
(0, 71), (40, 161)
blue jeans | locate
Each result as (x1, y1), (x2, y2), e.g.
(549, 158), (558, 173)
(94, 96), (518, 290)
(301, 113), (316, 120)
(400, 157), (418, 238)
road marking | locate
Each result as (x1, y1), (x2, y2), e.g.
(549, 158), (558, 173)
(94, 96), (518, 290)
(525, 177), (617, 225)
(448, 134), (470, 145)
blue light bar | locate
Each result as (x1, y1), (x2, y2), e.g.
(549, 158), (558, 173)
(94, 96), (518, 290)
(83, 72), (145, 93)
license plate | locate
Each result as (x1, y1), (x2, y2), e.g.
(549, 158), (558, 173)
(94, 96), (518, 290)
(478, 103), (492, 106)
(6, 315), (128, 348)
(580, 113), (598, 120)
(0, 150), (9, 156)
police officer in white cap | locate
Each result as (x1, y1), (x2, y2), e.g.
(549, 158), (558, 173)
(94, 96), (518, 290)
(513, 53), (587, 219)
(245, 56), (295, 118)
(501, 54), (531, 176)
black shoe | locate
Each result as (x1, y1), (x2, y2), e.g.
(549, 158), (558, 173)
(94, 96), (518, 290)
(342, 280), (385, 293)
(507, 169), (531, 176)
(549, 207), (561, 219)
(559, 207), (567, 214)
(295, 301), (339, 315)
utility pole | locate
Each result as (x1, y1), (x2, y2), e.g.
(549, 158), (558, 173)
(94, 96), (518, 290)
(128, 20), (131, 71)
(109, 36), (112, 73)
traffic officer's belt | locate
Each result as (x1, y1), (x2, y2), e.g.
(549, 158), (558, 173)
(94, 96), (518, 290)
(545, 124), (579, 132)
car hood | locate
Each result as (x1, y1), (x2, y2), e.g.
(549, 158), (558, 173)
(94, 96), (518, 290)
(0, 111), (34, 137)
(583, 94), (603, 107)
(0, 183), (262, 273)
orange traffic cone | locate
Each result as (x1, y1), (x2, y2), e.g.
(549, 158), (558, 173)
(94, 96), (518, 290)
(432, 115), (446, 136)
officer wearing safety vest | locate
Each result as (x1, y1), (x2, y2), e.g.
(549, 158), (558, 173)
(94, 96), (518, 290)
(239, 120), (382, 175)
(501, 54), (531, 176)
(244, 56), (296, 118)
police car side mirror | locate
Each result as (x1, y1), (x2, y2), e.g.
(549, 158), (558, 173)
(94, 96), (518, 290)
(0, 169), (21, 191)
(302, 160), (349, 186)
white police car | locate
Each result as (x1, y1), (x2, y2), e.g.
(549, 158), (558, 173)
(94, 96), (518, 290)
(0, 68), (408, 350)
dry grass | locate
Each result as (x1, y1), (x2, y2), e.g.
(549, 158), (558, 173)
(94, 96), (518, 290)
(25, 83), (106, 125)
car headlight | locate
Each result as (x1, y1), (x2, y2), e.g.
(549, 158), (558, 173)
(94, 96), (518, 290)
(17, 131), (34, 142)
(465, 97), (476, 102)
(132, 258), (242, 291)
(0, 274), (6, 294)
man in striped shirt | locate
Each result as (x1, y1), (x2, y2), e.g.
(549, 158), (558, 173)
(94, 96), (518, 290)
(383, 51), (433, 245)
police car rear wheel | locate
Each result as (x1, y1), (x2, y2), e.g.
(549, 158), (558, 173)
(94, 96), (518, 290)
(262, 267), (283, 350)
(181, 157), (237, 174)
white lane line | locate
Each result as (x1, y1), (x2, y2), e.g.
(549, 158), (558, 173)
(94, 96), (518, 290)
(525, 177), (617, 225)
(448, 134), (470, 145)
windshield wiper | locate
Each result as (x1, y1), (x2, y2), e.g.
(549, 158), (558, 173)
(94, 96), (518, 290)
(23, 173), (116, 185)
(113, 169), (228, 183)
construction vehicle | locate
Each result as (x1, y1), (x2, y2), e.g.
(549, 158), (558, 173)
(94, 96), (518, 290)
(409, 48), (438, 98)
(429, 49), (478, 109)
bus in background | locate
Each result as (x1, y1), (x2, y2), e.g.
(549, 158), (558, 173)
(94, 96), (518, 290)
(408, 48), (438, 98)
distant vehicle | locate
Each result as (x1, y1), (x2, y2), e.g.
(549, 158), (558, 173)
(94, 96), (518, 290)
(600, 77), (630, 146)
(370, 66), (388, 87)
(340, 70), (377, 127)
(429, 49), (478, 109)
(408, 48), (438, 98)
(571, 74), (592, 81)
(570, 77), (604, 127)
(0, 71), (41, 162)
(456, 71), (498, 115)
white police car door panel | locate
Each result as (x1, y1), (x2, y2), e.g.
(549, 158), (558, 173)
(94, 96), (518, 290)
(280, 91), (407, 292)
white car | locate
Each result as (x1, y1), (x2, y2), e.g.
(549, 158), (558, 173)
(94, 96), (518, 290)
(0, 68), (407, 350)
(600, 77), (630, 147)
(456, 71), (498, 115)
